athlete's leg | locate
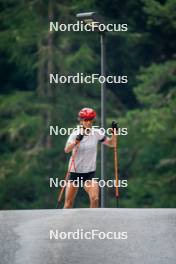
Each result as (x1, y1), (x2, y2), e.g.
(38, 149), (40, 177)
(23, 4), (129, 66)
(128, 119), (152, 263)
(64, 182), (78, 209)
(84, 180), (99, 208)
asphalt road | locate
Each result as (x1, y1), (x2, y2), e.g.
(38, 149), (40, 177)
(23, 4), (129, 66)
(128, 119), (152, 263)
(0, 209), (175, 264)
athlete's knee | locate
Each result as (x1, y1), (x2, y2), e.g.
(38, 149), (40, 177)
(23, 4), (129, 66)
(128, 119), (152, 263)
(90, 194), (99, 204)
(64, 199), (73, 209)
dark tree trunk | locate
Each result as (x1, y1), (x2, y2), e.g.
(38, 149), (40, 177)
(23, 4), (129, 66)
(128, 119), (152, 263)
(46, 0), (54, 149)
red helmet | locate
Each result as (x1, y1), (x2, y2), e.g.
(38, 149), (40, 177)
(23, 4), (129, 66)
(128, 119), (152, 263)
(78, 108), (96, 120)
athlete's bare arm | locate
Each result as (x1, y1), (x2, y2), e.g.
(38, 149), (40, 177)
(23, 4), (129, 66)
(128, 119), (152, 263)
(64, 142), (76, 153)
(103, 133), (116, 147)
(64, 134), (83, 153)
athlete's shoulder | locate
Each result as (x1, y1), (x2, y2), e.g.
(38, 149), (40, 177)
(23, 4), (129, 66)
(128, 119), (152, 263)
(69, 127), (80, 136)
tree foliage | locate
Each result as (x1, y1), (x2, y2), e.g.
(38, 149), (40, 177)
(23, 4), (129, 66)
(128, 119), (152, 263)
(0, 0), (175, 208)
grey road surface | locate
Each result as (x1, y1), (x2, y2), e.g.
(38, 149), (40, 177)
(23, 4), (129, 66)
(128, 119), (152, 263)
(0, 209), (175, 264)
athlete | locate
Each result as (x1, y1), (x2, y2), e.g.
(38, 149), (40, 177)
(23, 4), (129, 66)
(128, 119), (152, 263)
(64, 107), (117, 208)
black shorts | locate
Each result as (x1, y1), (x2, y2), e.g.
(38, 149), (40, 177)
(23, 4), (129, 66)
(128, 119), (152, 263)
(69, 171), (96, 183)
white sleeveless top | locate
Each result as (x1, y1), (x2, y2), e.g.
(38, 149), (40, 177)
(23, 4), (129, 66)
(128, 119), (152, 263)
(65, 128), (106, 173)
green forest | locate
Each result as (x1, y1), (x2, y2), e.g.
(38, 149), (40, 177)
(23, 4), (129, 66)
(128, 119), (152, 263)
(0, 0), (176, 209)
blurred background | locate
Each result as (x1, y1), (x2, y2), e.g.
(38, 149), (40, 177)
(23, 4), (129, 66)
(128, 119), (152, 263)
(0, 0), (176, 209)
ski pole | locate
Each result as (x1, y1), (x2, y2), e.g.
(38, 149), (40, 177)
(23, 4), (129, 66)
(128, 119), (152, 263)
(114, 128), (119, 198)
(57, 143), (80, 206)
